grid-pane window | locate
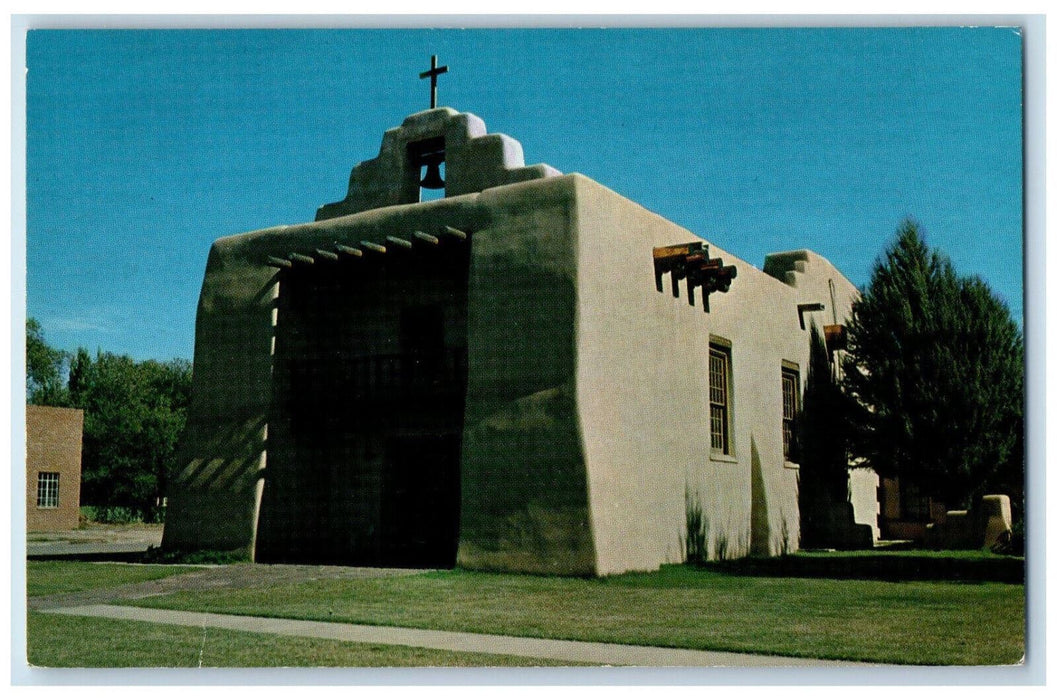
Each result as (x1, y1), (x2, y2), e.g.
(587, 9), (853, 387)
(36, 472), (59, 509)
(709, 345), (732, 454)
(781, 367), (800, 460)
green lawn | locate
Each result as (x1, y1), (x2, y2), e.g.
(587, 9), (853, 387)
(129, 565), (1025, 666)
(27, 611), (579, 667)
(27, 561), (201, 597)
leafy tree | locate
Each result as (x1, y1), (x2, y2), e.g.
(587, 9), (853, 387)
(26, 318), (69, 406)
(68, 349), (192, 522)
(842, 220), (1023, 510)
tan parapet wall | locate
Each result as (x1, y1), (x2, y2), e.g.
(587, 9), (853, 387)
(26, 405), (83, 532)
(849, 467), (881, 542)
(457, 177), (596, 575)
(571, 175), (710, 574)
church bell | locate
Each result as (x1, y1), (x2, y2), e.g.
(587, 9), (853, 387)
(419, 154), (445, 189)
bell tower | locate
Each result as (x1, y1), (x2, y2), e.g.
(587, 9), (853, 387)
(315, 106), (561, 220)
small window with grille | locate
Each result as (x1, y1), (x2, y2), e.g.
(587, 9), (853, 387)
(781, 366), (800, 461)
(708, 344), (733, 455)
(36, 472), (59, 509)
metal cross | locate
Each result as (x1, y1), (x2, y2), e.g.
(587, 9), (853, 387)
(419, 55), (449, 109)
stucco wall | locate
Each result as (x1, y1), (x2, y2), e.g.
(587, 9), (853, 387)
(570, 176), (839, 571)
(457, 178), (595, 575)
(572, 176), (710, 573)
(763, 248), (860, 376)
(849, 467), (881, 541)
(697, 244), (810, 561)
(166, 107), (569, 559)
(26, 405), (83, 532)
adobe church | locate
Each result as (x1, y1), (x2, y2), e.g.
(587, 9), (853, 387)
(162, 64), (872, 576)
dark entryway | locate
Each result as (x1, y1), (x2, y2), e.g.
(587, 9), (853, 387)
(381, 434), (461, 567)
(255, 234), (470, 567)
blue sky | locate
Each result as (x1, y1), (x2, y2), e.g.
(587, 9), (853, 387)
(25, 27), (1024, 362)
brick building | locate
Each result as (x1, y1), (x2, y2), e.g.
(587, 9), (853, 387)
(26, 405), (84, 532)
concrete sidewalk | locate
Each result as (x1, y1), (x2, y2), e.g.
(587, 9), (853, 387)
(40, 604), (872, 667)
(27, 524), (163, 559)
(27, 541), (158, 558)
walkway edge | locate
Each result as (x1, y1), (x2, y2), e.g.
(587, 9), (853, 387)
(40, 604), (871, 667)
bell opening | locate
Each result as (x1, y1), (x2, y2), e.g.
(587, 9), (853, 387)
(408, 136), (447, 202)
(419, 161), (445, 201)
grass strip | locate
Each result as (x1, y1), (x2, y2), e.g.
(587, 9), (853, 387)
(130, 565), (1024, 666)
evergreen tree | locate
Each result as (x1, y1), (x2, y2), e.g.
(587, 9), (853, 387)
(842, 220), (1023, 509)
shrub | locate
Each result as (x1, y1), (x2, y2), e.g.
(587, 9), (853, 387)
(683, 489), (709, 565)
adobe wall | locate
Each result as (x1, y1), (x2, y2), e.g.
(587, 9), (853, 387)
(849, 467), (881, 541)
(26, 405), (83, 532)
(451, 177), (597, 574)
(572, 176), (826, 573)
(763, 249), (858, 335)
